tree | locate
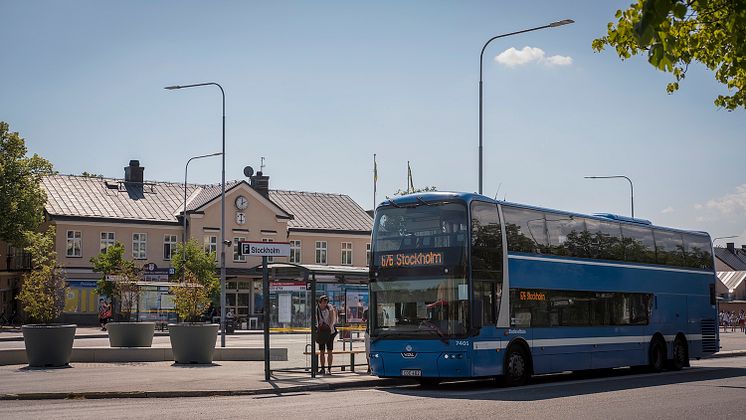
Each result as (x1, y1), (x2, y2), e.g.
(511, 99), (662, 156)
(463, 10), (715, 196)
(387, 186), (437, 199)
(90, 242), (140, 321)
(17, 226), (66, 324)
(0, 122), (54, 246)
(80, 172), (104, 178)
(593, 0), (746, 110)
(170, 240), (219, 322)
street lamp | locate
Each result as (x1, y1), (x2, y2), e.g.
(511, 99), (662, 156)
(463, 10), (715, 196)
(584, 175), (635, 218)
(183, 152), (222, 254)
(712, 235), (738, 245)
(478, 19), (574, 195)
(165, 82), (228, 348)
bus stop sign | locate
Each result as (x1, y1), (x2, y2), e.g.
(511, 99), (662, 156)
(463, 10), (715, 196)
(239, 241), (290, 257)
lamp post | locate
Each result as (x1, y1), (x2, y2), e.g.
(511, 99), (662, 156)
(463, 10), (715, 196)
(584, 175), (635, 218)
(183, 152), (222, 253)
(478, 19), (574, 195)
(165, 82), (228, 348)
(712, 235), (738, 245)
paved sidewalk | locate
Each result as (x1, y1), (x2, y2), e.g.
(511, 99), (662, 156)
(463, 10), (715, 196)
(0, 360), (405, 400)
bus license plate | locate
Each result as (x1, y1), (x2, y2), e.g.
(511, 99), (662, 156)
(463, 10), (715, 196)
(401, 369), (422, 377)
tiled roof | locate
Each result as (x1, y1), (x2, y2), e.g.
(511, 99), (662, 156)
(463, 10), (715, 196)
(717, 271), (746, 293)
(269, 190), (372, 233)
(714, 247), (746, 271)
(185, 180), (242, 212)
(42, 175), (371, 233)
(42, 175), (199, 223)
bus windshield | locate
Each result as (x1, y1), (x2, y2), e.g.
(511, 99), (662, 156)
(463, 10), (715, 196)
(370, 201), (469, 339)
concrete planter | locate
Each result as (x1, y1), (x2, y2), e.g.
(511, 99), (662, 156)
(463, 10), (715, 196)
(168, 323), (219, 364)
(107, 322), (155, 347)
(22, 324), (77, 368)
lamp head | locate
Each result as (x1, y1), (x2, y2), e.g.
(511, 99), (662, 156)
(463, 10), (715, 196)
(549, 19), (575, 27)
(164, 85), (181, 90)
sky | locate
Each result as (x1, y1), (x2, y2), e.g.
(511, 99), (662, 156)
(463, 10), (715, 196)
(1, 1), (745, 245)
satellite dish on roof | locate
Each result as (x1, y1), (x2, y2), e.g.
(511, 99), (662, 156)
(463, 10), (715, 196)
(243, 166), (254, 178)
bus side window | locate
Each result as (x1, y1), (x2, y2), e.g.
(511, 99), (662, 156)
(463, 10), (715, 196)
(471, 201), (502, 327)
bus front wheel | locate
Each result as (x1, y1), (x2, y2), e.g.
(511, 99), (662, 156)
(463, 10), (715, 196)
(503, 345), (531, 386)
(648, 337), (666, 373)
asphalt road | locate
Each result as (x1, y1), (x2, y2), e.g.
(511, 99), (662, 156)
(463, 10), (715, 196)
(3, 356), (746, 419)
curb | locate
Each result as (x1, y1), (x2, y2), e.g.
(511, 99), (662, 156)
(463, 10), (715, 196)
(0, 330), (265, 342)
(703, 350), (746, 359)
(0, 378), (411, 401)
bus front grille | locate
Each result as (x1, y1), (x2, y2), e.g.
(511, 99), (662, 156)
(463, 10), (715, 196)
(701, 319), (718, 353)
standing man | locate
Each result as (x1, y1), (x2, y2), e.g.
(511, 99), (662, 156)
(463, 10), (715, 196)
(316, 295), (337, 375)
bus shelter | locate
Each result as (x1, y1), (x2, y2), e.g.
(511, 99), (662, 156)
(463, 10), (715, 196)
(240, 263), (369, 379)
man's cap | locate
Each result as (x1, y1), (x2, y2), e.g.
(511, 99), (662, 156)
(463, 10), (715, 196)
(318, 295), (329, 302)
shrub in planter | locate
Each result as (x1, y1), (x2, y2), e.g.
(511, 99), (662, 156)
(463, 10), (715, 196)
(91, 242), (154, 346)
(17, 227), (76, 367)
(168, 240), (219, 364)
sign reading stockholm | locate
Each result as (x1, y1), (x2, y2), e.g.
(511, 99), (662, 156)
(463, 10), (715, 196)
(239, 241), (291, 257)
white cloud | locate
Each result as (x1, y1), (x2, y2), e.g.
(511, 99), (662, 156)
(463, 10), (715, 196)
(661, 206), (674, 214)
(698, 184), (746, 215)
(545, 55), (573, 66)
(494, 46), (573, 68)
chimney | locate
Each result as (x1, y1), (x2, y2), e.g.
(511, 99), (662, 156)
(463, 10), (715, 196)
(726, 242), (735, 254)
(124, 160), (144, 183)
(250, 171), (270, 198)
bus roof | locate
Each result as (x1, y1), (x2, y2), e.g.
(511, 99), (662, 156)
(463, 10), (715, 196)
(377, 191), (711, 239)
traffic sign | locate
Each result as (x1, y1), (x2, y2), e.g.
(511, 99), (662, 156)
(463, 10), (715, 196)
(239, 241), (290, 257)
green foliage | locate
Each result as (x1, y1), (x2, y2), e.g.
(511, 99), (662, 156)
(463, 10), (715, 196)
(90, 242), (141, 321)
(171, 272), (212, 323)
(593, 0), (746, 110)
(80, 172), (104, 178)
(0, 122), (54, 246)
(387, 186), (437, 199)
(17, 226), (66, 324)
(170, 240), (218, 322)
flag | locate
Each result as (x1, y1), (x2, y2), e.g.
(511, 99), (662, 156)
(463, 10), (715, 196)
(374, 154), (378, 183)
(407, 161), (414, 193)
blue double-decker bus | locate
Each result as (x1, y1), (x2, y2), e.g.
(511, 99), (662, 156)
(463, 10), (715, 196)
(368, 192), (718, 386)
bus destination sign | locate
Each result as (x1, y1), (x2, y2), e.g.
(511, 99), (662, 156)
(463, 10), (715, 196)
(380, 251), (444, 268)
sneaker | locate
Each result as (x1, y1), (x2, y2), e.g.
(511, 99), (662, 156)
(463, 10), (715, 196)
(325, 369), (332, 375)
(318, 368), (325, 375)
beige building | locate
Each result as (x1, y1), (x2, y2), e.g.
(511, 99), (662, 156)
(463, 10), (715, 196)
(1, 160), (372, 326)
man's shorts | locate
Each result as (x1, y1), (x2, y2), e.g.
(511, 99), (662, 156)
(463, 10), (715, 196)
(319, 332), (337, 352)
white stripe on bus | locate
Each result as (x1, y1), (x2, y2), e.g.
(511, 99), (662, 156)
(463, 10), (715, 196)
(508, 254), (711, 275)
(473, 334), (704, 350)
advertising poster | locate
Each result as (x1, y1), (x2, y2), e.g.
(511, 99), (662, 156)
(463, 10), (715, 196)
(345, 290), (369, 323)
(278, 293), (292, 323)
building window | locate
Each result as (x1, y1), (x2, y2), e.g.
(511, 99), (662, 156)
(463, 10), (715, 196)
(132, 233), (147, 260)
(290, 240), (302, 263)
(366, 243), (371, 266)
(100, 232), (115, 252)
(163, 235), (178, 260)
(66, 230), (82, 257)
(233, 237), (246, 262)
(315, 241), (327, 265)
(341, 242), (353, 265)
(204, 235), (218, 260)
(262, 238), (274, 262)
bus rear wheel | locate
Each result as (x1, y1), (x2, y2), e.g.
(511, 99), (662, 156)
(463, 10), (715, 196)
(648, 337), (666, 373)
(503, 345), (531, 387)
(668, 336), (688, 371)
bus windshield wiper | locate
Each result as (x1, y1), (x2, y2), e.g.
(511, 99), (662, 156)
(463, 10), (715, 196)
(387, 199), (402, 208)
(416, 197), (433, 206)
(419, 320), (449, 344)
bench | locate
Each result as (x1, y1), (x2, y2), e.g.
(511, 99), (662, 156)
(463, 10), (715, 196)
(303, 349), (367, 372)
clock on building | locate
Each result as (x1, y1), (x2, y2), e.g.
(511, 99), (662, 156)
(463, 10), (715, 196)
(235, 195), (248, 210)
(235, 212), (246, 225)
